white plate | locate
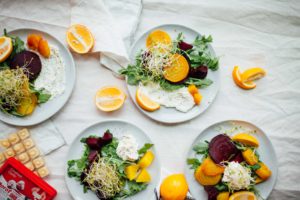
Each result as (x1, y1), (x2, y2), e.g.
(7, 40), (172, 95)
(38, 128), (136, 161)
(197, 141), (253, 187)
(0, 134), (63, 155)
(127, 24), (220, 124)
(65, 119), (161, 200)
(0, 28), (76, 126)
(185, 120), (278, 200)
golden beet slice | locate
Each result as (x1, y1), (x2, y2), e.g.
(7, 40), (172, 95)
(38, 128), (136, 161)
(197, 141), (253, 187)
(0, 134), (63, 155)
(163, 53), (190, 83)
(201, 157), (225, 176)
(194, 165), (221, 186)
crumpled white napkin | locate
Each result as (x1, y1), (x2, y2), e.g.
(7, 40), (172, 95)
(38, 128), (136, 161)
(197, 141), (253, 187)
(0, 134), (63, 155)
(71, 0), (142, 73)
(0, 120), (65, 155)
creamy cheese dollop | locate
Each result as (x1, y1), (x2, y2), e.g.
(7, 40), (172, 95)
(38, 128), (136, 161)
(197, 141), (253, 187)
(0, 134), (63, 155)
(34, 46), (66, 99)
(139, 83), (195, 112)
(222, 162), (253, 191)
(116, 135), (139, 161)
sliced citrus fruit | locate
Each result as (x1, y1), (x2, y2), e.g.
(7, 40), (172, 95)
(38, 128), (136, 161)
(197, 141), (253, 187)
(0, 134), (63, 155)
(95, 86), (126, 112)
(232, 66), (256, 90)
(146, 30), (172, 49)
(232, 133), (259, 147)
(66, 24), (94, 54)
(229, 191), (257, 200)
(0, 36), (13, 62)
(242, 67), (266, 82)
(136, 88), (160, 112)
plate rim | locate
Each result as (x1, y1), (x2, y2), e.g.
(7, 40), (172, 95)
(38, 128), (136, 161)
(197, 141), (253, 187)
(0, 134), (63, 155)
(64, 118), (161, 200)
(126, 23), (220, 124)
(184, 119), (278, 199)
(0, 28), (76, 126)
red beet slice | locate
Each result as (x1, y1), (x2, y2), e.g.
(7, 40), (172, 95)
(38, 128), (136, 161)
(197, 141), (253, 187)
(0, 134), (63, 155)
(209, 134), (239, 164)
(189, 66), (208, 79)
(10, 50), (42, 81)
(204, 186), (219, 200)
(86, 137), (100, 150)
(102, 131), (113, 144)
(178, 41), (193, 51)
(88, 150), (98, 163)
(231, 152), (244, 163)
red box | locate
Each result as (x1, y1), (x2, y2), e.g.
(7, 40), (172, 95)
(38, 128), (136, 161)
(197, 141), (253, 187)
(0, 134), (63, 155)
(0, 157), (57, 200)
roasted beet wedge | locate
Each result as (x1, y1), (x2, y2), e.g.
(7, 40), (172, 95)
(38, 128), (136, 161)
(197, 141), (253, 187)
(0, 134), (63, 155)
(189, 66), (208, 79)
(204, 186), (219, 200)
(88, 150), (98, 163)
(85, 137), (100, 150)
(178, 41), (193, 51)
(10, 50), (42, 81)
(209, 134), (239, 164)
(231, 152), (244, 163)
(102, 131), (113, 144)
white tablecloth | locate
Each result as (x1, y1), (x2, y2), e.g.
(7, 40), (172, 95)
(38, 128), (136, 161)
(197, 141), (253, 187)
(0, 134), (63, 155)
(1, 0), (300, 199)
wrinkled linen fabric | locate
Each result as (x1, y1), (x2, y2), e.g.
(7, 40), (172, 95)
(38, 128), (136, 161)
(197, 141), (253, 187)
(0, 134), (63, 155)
(1, 0), (300, 199)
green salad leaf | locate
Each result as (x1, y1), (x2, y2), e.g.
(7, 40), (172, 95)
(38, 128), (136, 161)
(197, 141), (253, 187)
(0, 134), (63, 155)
(113, 181), (147, 200)
(187, 158), (201, 170)
(67, 144), (89, 180)
(193, 141), (209, 155)
(138, 143), (154, 155)
(29, 84), (51, 104)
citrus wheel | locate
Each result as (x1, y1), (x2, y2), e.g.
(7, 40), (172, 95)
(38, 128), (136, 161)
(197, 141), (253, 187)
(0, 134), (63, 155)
(95, 86), (126, 112)
(66, 24), (94, 54)
(136, 88), (160, 112)
(229, 191), (257, 200)
(0, 36), (13, 62)
(232, 66), (256, 90)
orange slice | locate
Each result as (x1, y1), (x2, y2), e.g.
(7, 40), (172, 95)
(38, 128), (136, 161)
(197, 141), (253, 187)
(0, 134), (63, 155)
(66, 24), (94, 54)
(232, 66), (256, 90)
(229, 191), (257, 200)
(0, 36), (13, 62)
(242, 67), (266, 82)
(95, 86), (126, 112)
(146, 30), (172, 49)
(136, 88), (160, 112)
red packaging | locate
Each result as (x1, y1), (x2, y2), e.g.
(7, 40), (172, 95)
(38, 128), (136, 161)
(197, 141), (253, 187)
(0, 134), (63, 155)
(0, 157), (57, 200)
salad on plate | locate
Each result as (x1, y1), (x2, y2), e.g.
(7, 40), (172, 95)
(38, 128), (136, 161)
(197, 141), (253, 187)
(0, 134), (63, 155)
(187, 130), (272, 200)
(0, 29), (66, 117)
(120, 29), (219, 113)
(67, 130), (155, 199)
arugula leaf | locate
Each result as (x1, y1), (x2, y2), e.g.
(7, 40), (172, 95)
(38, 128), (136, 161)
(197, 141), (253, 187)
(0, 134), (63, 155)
(159, 79), (184, 91)
(187, 34), (219, 71)
(138, 143), (153, 155)
(67, 145), (89, 180)
(215, 182), (228, 192)
(193, 142), (209, 154)
(185, 77), (213, 88)
(249, 163), (261, 171)
(113, 181), (147, 199)
(29, 84), (51, 104)
(187, 158), (201, 170)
